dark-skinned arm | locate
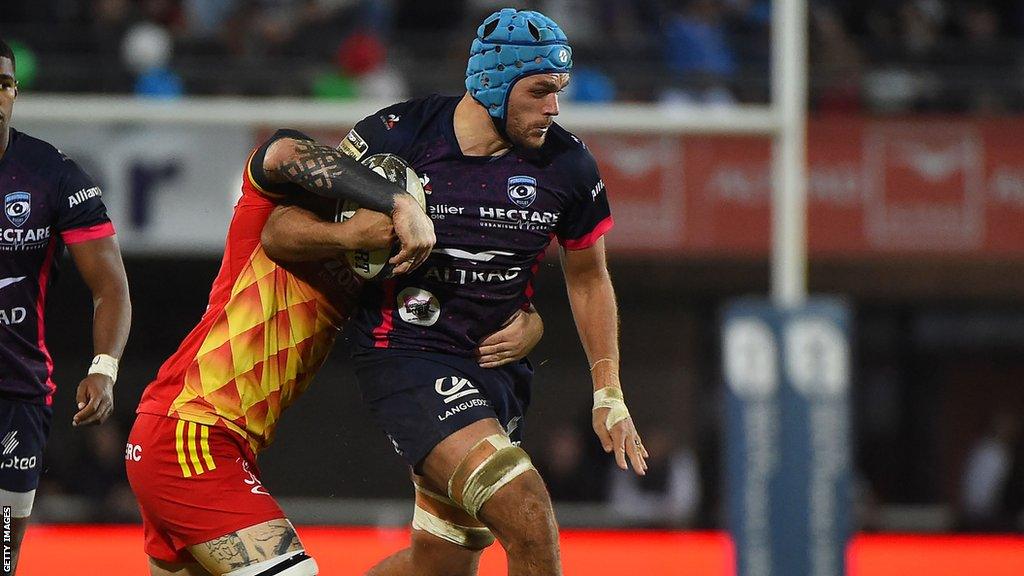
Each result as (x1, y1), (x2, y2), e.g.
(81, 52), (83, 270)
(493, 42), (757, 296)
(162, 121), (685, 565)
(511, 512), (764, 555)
(67, 235), (131, 427)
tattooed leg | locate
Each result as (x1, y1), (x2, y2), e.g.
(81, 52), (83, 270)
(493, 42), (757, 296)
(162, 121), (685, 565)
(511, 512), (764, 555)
(188, 519), (304, 575)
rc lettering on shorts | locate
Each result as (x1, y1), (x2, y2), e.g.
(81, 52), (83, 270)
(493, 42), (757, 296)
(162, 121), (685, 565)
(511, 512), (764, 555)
(507, 175), (538, 208)
(397, 287), (441, 326)
(240, 460), (270, 495)
(125, 442), (142, 462)
(339, 129), (369, 160)
(174, 421), (217, 478)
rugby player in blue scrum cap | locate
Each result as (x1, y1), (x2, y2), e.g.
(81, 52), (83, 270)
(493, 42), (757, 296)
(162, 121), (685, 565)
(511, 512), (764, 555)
(263, 8), (647, 575)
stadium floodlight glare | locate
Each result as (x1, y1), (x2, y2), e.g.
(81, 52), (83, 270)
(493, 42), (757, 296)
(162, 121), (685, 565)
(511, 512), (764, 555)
(17, 0), (807, 307)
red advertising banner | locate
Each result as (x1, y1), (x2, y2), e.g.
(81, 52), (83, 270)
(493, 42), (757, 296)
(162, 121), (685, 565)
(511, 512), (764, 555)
(19, 525), (1024, 576)
(584, 117), (1024, 257)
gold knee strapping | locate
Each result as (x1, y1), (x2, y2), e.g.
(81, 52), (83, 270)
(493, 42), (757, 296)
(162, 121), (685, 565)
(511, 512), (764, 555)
(412, 505), (496, 550)
(447, 434), (535, 519)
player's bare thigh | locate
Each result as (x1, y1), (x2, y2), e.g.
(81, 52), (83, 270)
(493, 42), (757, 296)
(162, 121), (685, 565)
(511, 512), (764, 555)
(187, 518), (303, 575)
(418, 418), (508, 487)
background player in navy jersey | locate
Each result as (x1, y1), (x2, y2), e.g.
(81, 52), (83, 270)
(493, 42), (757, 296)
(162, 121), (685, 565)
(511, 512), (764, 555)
(0, 38), (131, 573)
(270, 9), (646, 576)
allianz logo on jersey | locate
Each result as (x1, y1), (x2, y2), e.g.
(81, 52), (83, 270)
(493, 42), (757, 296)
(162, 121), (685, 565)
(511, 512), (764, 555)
(67, 186), (102, 208)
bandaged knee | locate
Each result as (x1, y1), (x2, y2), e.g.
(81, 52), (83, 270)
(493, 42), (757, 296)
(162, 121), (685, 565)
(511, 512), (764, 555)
(223, 550), (318, 576)
(447, 434), (535, 519)
(412, 484), (495, 549)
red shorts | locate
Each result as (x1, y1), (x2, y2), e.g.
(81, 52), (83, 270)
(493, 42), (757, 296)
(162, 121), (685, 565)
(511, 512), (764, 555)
(125, 413), (285, 563)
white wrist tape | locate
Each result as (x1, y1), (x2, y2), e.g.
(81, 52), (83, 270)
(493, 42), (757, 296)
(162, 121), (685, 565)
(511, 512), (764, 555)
(593, 386), (630, 430)
(87, 354), (119, 382)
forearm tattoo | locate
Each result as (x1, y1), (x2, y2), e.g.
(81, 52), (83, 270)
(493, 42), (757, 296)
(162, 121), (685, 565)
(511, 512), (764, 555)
(277, 140), (397, 213)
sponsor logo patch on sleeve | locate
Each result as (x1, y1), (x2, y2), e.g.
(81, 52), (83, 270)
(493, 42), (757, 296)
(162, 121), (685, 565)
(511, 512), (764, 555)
(339, 129), (369, 160)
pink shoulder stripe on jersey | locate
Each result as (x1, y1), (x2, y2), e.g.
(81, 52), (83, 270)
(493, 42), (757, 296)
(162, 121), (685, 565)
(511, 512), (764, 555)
(61, 221), (116, 244)
(559, 215), (614, 251)
(37, 238), (58, 405)
(373, 280), (397, 348)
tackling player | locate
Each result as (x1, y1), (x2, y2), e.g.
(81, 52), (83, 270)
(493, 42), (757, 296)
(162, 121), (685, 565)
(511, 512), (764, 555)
(125, 128), (543, 576)
(273, 9), (646, 576)
(0, 38), (131, 574)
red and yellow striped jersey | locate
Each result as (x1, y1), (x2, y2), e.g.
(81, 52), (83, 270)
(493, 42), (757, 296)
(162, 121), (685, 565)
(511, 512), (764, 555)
(137, 133), (361, 453)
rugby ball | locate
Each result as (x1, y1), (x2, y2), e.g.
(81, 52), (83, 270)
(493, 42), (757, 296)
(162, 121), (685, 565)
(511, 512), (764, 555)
(340, 153), (427, 280)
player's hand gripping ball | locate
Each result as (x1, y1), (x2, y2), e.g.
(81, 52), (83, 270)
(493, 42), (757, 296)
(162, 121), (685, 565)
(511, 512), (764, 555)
(341, 153), (427, 279)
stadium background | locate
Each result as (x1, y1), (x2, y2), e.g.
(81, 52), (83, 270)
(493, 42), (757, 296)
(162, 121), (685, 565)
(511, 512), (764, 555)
(5, 0), (1024, 573)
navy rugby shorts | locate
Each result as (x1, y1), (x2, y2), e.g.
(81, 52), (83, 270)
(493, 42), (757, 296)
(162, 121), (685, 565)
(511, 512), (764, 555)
(353, 350), (532, 469)
(0, 399), (51, 492)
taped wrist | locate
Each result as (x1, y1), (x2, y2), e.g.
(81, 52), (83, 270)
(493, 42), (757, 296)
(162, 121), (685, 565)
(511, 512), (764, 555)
(447, 434), (535, 519)
(88, 354), (119, 383)
(593, 386), (630, 430)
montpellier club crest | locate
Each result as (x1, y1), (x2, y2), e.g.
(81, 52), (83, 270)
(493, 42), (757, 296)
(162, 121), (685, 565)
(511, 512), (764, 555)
(4, 192), (31, 227)
(507, 175), (537, 208)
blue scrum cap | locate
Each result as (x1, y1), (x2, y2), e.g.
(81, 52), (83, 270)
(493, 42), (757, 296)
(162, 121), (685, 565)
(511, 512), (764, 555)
(465, 8), (573, 127)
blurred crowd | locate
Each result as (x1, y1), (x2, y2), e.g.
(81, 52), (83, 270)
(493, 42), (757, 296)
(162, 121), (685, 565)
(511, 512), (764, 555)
(3, 0), (1024, 111)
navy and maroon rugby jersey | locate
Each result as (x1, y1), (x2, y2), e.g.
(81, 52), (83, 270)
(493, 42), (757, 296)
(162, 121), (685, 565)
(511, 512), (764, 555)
(0, 128), (114, 404)
(341, 95), (613, 357)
